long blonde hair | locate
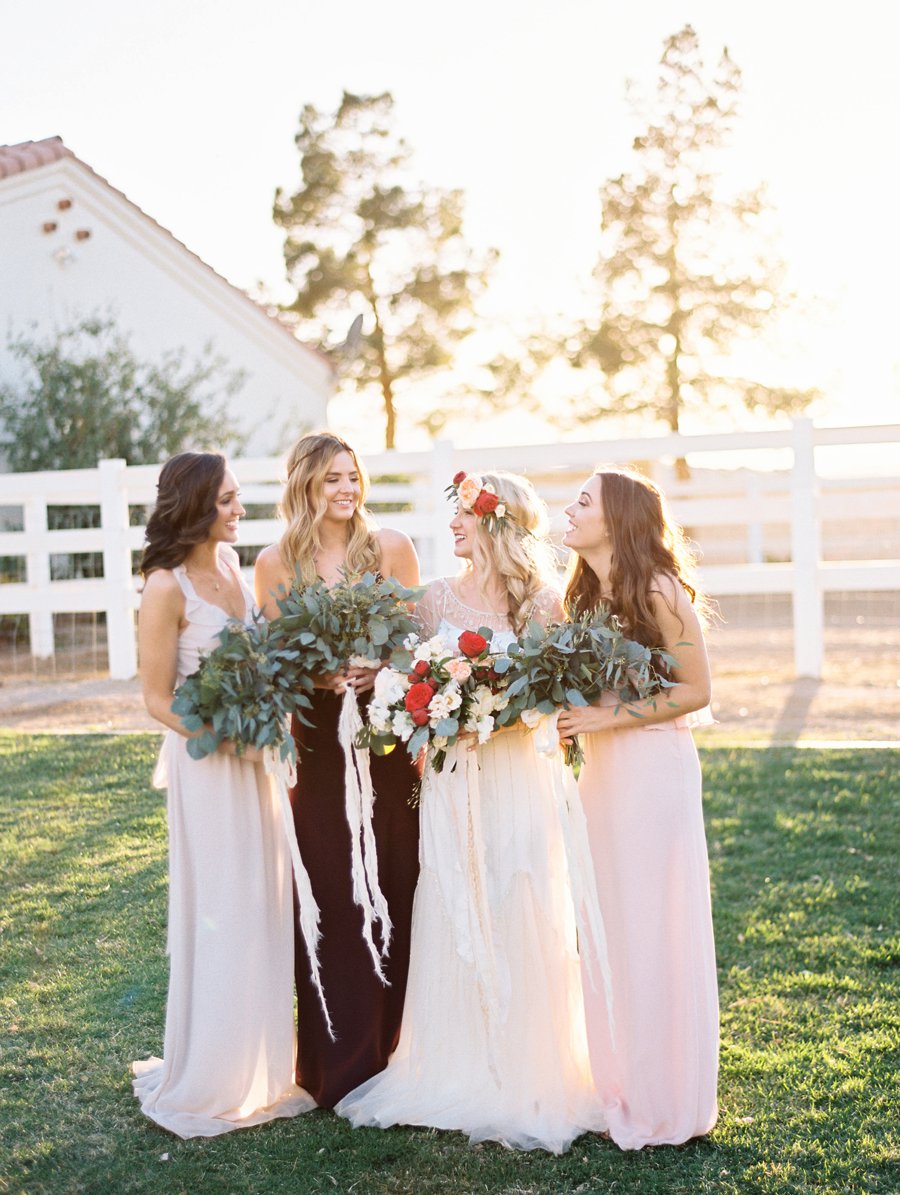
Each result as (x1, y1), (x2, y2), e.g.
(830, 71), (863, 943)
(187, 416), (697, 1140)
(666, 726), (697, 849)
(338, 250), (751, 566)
(463, 471), (559, 634)
(279, 431), (380, 584)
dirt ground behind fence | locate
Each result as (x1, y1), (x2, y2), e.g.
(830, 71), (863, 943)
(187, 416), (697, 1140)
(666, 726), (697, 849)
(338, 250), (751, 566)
(2, 594), (897, 743)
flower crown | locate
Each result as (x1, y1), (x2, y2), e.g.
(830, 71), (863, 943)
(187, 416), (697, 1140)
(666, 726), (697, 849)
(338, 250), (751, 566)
(445, 471), (509, 534)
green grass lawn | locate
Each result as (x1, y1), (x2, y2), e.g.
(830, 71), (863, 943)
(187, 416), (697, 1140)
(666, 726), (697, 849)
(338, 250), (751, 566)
(0, 733), (896, 1195)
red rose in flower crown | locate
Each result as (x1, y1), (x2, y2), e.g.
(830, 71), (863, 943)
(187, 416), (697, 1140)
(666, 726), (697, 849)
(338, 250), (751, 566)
(458, 630), (489, 659)
(472, 490), (499, 517)
(413, 659), (431, 677)
(404, 682), (434, 712)
(452, 470), (467, 485)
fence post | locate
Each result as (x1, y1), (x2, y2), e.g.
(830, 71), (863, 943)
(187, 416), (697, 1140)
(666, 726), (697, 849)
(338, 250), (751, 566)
(790, 418), (824, 678)
(24, 494), (54, 659)
(99, 458), (137, 680)
(745, 473), (764, 564)
(429, 439), (458, 579)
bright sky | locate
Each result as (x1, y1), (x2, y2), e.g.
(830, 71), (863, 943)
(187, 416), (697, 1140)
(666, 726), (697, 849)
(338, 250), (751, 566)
(4, 0), (900, 453)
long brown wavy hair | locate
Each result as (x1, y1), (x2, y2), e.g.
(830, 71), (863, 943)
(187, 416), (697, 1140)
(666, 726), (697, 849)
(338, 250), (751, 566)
(279, 431), (380, 584)
(465, 471), (560, 634)
(564, 468), (710, 648)
(141, 452), (226, 576)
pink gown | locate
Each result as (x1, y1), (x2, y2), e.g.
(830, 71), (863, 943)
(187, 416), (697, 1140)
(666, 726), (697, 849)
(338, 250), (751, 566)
(579, 712), (719, 1149)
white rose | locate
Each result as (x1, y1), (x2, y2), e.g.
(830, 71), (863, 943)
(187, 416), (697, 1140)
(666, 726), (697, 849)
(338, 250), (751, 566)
(520, 707), (544, 730)
(468, 685), (496, 719)
(392, 710), (415, 740)
(476, 715), (494, 743)
(374, 667), (408, 705)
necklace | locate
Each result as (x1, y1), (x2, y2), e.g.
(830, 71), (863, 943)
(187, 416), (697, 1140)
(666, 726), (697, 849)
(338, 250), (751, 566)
(186, 565), (223, 591)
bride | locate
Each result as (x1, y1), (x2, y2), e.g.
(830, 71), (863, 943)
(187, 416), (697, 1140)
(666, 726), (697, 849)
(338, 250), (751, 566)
(336, 471), (603, 1154)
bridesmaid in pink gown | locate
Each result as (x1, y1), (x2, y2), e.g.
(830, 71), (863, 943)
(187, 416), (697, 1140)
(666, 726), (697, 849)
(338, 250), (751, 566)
(556, 467), (719, 1150)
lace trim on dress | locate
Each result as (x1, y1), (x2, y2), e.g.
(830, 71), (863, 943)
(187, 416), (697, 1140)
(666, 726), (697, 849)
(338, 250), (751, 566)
(416, 577), (560, 639)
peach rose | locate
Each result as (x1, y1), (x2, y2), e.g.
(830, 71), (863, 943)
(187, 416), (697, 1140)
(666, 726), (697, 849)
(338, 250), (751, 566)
(457, 474), (483, 508)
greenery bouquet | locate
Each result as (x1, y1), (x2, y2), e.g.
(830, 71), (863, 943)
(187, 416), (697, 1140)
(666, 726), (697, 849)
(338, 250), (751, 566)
(171, 617), (313, 763)
(499, 608), (676, 770)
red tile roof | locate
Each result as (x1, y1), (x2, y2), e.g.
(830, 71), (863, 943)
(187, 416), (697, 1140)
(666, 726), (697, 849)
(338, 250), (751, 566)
(0, 136), (72, 178)
(0, 136), (331, 370)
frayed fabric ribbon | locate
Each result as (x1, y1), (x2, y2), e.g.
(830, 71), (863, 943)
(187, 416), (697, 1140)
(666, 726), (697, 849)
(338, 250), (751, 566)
(421, 742), (508, 1024)
(337, 687), (393, 982)
(263, 747), (334, 1040)
(531, 710), (615, 1041)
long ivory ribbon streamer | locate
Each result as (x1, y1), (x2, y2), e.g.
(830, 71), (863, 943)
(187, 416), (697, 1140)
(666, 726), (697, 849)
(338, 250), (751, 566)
(337, 687), (392, 981)
(263, 746), (335, 1041)
(422, 742), (507, 1022)
(533, 710), (615, 1040)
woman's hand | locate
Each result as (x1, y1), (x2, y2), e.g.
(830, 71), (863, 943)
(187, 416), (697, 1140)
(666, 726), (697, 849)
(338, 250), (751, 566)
(556, 704), (618, 743)
(216, 740), (265, 764)
(314, 665), (378, 694)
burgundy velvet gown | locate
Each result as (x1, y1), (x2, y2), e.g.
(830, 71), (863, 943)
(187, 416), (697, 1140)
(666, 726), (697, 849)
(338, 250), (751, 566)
(289, 690), (421, 1108)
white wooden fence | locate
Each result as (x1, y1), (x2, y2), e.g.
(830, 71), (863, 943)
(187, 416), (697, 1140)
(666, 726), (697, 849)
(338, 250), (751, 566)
(1, 418), (898, 681)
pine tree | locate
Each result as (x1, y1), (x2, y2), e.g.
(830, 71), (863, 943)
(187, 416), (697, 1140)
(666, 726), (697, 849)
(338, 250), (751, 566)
(275, 92), (495, 448)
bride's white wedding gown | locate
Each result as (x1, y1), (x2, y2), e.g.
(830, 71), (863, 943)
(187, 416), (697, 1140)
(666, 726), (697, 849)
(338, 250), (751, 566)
(336, 578), (603, 1154)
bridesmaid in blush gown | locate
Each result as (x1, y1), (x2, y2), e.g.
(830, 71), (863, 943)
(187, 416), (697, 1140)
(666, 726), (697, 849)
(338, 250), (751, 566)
(254, 432), (421, 1109)
(132, 452), (313, 1137)
(557, 467), (719, 1150)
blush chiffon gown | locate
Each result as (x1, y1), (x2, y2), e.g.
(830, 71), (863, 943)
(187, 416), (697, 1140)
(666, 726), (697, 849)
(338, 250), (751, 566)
(132, 554), (314, 1137)
(578, 712), (719, 1149)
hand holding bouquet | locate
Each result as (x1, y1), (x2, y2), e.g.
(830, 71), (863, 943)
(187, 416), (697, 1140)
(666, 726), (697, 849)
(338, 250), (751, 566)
(269, 570), (424, 980)
(172, 616), (313, 763)
(501, 608), (674, 769)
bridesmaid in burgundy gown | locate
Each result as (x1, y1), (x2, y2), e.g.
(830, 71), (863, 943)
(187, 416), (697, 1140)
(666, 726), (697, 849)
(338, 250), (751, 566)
(255, 431), (420, 1109)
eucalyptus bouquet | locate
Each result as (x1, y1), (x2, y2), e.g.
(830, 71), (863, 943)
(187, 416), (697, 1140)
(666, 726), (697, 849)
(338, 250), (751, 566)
(499, 608), (676, 769)
(172, 616), (313, 762)
(271, 570), (423, 677)
(358, 628), (514, 776)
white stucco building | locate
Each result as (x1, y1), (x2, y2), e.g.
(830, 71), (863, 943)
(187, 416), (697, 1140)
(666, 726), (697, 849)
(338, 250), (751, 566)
(0, 136), (333, 461)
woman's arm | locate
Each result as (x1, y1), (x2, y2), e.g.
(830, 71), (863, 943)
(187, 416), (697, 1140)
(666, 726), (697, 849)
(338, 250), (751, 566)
(376, 528), (420, 588)
(139, 570), (192, 735)
(254, 543), (293, 621)
(557, 576), (711, 739)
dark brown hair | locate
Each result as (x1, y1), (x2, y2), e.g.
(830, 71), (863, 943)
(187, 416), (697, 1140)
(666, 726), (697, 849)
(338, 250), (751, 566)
(141, 452), (227, 576)
(564, 468), (709, 649)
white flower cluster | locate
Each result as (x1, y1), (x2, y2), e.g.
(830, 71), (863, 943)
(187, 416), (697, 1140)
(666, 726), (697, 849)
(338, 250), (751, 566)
(462, 683), (510, 743)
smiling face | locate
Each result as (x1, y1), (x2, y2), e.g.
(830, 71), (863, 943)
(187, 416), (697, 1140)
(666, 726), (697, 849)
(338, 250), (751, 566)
(449, 505), (478, 559)
(320, 450), (361, 522)
(562, 475), (609, 554)
(209, 468), (245, 543)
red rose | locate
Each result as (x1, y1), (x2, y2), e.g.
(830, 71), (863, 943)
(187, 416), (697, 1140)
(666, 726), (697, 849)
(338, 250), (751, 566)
(458, 630), (489, 659)
(413, 659), (431, 676)
(426, 677), (440, 690)
(472, 491), (499, 517)
(452, 470), (467, 485)
(411, 708), (430, 726)
(405, 682), (434, 712)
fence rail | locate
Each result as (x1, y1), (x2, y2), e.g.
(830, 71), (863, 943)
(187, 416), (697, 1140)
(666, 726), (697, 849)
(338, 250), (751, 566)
(1, 418), (898, 680)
